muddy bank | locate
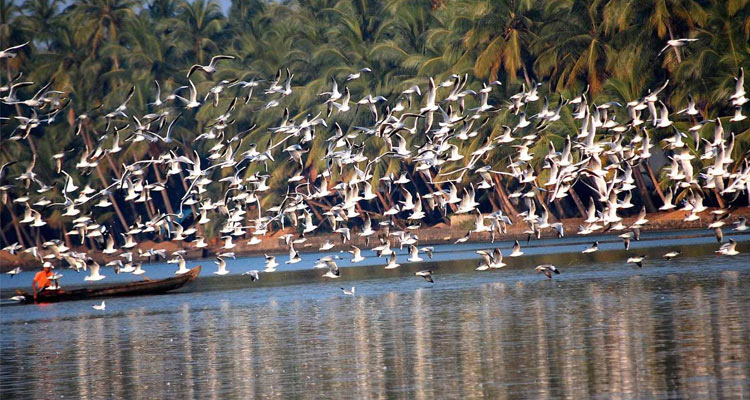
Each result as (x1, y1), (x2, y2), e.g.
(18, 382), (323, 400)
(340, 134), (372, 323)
(2, 208), (748, 271)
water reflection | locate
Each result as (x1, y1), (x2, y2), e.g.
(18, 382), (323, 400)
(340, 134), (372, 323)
(2, 268), (750, 399)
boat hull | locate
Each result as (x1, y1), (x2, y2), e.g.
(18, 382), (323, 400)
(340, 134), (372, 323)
(17, 266), (201, 304)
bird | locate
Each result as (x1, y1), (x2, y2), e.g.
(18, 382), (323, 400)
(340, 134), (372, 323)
(84, 260), (106, 281)
(582, 241), (599, 254)
(263, 254), (279, 272)
(716, 239), (739, 256)
(349, 245), (365, 263)
(408, 245), (423, 262)
(385, 253), (400, 269)
(0, 42), (28, 59)
(322, 259), (340, 279)
(214, 256), (229, 275)
(627, 255), (647, 268)
(286, 245), (302, 264)
(340, 286), (355, 295)
(535, 264), (560, 279)
(657, 38), (698, 56)
(345, 67), (371, 81)
(415, 270), (434, 283)
(663, 250), (681, 260)
(92, 301), (106, 311)
(509, 240), (524, 257)
(172, 255), (190, 275)
(6, 266), (21, 277)
(187, 55), (235, 78)
(242, 269), (260, 281)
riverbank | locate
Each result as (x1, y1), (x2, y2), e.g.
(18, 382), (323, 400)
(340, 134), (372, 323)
(2, 207), (749, 271)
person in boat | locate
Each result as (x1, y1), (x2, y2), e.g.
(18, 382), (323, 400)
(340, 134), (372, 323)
(32, 262), (54, 300)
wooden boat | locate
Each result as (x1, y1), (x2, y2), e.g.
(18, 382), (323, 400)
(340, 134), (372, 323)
(16, 266), (201, 304)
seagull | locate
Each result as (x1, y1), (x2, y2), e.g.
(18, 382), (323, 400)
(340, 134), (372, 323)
(408, 245), (423, 262)
(509, 240), (524, 257)
(92, 301), (106, 311)
(242, 269), (260, 281)
(657, 38), (699, 56)
(6, 266), (21, 278)
(187, 55), (235, 78)
(345, 67), (371, 81)
(84, 260), (106, 281)
(214, 256), (229, 275)
(322, 259), (340, 279)
(340, 286), (355, 295)
(286, 245), (302, 264)
(349, 245), (365, 263)
(627, 255), (647, 268)
(716, 239), (739, 256)
(0, 42), (29, 59)
(172, 255), (190, 275)
(582, 241), (599, 254)
(733, 217), (748, 232)
(415, 270), (434, 283)
(535, 264), (560, 279)
(263, 254), (279, 272)
(385, 253), (400, 269)
(663, 250), (681, 260)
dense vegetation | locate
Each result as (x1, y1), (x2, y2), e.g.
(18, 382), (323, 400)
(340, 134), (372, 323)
(1, 0), (749, 250)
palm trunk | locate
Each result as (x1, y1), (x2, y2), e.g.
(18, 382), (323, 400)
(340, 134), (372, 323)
(633, 165), (657, 213)
(152, 163), (175, 215)
(491, 175), (520, 219)
(568, 187), (587, 218)
(6, 205), (31, 248)
(642, 161), (665, 204)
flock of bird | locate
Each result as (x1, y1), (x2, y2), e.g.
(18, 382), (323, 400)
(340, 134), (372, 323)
(1, 39), (748, 298)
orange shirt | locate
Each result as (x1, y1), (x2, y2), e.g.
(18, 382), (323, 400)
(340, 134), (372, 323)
(33, 270), (53, 290)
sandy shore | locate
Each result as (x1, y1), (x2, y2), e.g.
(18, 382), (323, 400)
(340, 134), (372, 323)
(2, 208), (749, 271)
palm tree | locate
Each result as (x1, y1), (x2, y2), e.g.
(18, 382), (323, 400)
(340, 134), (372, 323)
(533, 0), (614, 94)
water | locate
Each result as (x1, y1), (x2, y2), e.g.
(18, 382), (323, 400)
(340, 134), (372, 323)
(1, 231), (749, 398)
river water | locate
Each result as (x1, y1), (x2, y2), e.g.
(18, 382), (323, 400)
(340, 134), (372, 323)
(1, 231), (749, 399)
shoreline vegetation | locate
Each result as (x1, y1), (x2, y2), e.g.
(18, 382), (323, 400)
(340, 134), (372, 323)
(3, 208), (748, 271)
(1, 1), (749, 275)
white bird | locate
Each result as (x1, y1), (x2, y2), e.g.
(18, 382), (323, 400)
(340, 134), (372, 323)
(408, 245), (423, 262)
(716, 239), (739, 256)
(286, 245), (301, 264)
(263, 254), (279, 272)
(535, 264), (560, 279)
(349, 245), (365, 263)
(187, 55), (235, 78)
(385, 253), (400, 269)
(0, 42), (28, 59)
(510, 240), (524, 257)
(582, 241), (599, 254)
(84, 260), (106, 281)
(415, 269), (434, 283)
(173, 255), (190, 275)
(6, 266), (21, 278)
(627, 255), (647, 268)
(340, 286), (355, 295)
(663, 250), (681, 260)
(214, 256), (229, 275)
(242, 269), (260, 281)
(322, 259), (340, 279)
(657, 38), (698, 56)
(346, 67), (371, 81)
(92, 301), (106, 311)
